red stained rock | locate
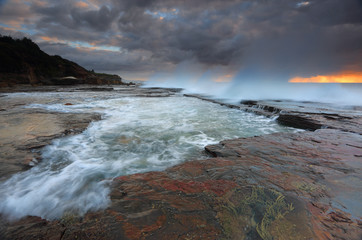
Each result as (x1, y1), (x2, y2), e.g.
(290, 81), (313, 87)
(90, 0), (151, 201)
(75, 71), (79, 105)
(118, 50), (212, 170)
(1, 129), (361, 239)
(150, 179), (237, 196)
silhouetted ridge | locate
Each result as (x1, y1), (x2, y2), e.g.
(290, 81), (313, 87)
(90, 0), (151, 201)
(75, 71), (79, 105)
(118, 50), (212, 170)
(0, 35), (127, 87)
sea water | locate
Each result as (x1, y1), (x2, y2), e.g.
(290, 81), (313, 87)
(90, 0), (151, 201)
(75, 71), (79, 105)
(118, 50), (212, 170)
(0, 94), (299, 220)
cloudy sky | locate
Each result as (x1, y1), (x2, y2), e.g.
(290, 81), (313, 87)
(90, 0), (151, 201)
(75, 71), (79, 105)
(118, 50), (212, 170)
(1, 0), (362, 88)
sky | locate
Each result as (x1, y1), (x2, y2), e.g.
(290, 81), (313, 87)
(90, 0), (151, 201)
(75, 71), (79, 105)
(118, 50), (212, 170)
(1, 0), (362, 102)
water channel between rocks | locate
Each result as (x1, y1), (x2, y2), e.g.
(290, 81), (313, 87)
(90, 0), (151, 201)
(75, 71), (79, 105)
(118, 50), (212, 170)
(0, 92), (300, 220)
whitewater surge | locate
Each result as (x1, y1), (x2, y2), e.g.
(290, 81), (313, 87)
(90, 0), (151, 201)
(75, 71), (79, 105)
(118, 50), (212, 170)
(0, 95), (299, 220)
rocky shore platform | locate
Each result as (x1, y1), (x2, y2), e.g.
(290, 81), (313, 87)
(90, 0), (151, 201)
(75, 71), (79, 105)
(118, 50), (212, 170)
(0, 86), (361, 239)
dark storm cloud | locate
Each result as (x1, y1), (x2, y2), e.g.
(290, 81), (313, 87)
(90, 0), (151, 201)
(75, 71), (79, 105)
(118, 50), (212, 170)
(112, 0), (362, 74)
(1, 0), (361, 78)
(305, 0), (362, 26)
(109, 0), (253, 66)
(32, 2), (117, 33)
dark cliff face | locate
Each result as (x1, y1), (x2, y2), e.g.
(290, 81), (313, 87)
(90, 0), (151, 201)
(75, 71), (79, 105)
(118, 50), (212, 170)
(0, 36), (124, 87)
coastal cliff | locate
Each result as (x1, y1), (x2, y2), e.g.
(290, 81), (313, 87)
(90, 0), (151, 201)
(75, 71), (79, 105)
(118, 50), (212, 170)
(0, 36), (126, 87)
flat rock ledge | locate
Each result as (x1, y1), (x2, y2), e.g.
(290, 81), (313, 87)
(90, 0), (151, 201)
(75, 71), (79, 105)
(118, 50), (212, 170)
(1, 129), (361, 240)
(184, 94), (362, 134)
(0, 109), (101, 180)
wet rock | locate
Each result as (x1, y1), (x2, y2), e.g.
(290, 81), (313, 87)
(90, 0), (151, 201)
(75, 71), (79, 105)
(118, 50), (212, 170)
(2, 129), (361, 239)
(278, 112), (362, 134)
(184, 94), (241, 109)
(240, 100), (258, 106)
(75, 87), (114, 91)
(0, 110), (101, 180)
(0, 88), (361, 239)
(277, 113), (324, 131)
(185, 94), (362, 134)
(0, 216), (64, 240)
(145, 87), (183, 93)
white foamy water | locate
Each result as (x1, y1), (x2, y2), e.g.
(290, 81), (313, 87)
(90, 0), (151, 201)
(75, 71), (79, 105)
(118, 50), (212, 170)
(0, 95), (299, 220)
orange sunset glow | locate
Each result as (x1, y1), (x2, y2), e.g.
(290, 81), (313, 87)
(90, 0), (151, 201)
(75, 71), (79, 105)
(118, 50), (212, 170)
(289, 72), (362, 83)
(214, 74), (234, 83)
(40, 36), (62, 42)
(75, 1), (89, 9)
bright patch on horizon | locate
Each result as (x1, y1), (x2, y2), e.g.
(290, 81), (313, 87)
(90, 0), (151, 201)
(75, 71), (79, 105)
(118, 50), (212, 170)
(0, 21), (22, 30)
(214, 74), (234, 83)
(0, 23), (17, 31)
(289, 72), (362, 83)
(72, 41), (120, 52)
(0, 22), (37, 35)
(75, 1), (89, 9)
(145, 8), (179, 20)
(39, 36), (120, 52)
